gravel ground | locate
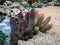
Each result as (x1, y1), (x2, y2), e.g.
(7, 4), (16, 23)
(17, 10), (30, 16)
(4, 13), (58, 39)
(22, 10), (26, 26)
(18, 6), (60, 45)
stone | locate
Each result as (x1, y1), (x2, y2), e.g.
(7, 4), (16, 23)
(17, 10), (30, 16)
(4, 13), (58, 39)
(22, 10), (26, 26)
(2, 26), (11, 37)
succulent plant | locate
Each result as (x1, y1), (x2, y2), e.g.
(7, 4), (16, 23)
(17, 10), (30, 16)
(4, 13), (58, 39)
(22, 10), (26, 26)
(0, 31), (6, 45)
(20, 1), (31, 9)
(10, 9), (52, 45)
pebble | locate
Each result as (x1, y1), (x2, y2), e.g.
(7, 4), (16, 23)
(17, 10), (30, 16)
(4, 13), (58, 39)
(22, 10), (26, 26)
(4, 37), (11, 45)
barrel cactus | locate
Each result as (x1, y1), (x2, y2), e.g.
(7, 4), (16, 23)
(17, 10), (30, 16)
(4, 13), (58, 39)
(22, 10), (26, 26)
(10, 9), (52, 45)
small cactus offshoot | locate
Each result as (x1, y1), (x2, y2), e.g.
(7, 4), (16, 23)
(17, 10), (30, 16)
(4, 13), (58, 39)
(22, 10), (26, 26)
(10, 9), (52, 45)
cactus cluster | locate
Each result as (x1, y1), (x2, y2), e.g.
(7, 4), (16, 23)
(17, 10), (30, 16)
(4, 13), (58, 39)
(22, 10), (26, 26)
(10, 9), (52, 45)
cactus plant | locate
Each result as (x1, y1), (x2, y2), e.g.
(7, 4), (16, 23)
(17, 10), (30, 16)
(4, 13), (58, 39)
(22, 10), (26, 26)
(10, 9), (52, 45)
(40, 24), (52, 33)
(43, 16), (51, 26)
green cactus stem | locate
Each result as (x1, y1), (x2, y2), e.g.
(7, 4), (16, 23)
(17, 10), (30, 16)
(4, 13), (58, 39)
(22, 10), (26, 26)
(36, 15), (44, 27)
(34, 12), (39, 25)
(43, 16), (51, 26)
(18, 12), (23, 26)
(14, 30), (23, 39)
(28, 9), (35, 29)
(40, 24), (52, 33)
(10, 17), (17, 32)
(39, 16), (51, 32)
(10, 33), (18, 41)
(25, 12), (30, 27)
